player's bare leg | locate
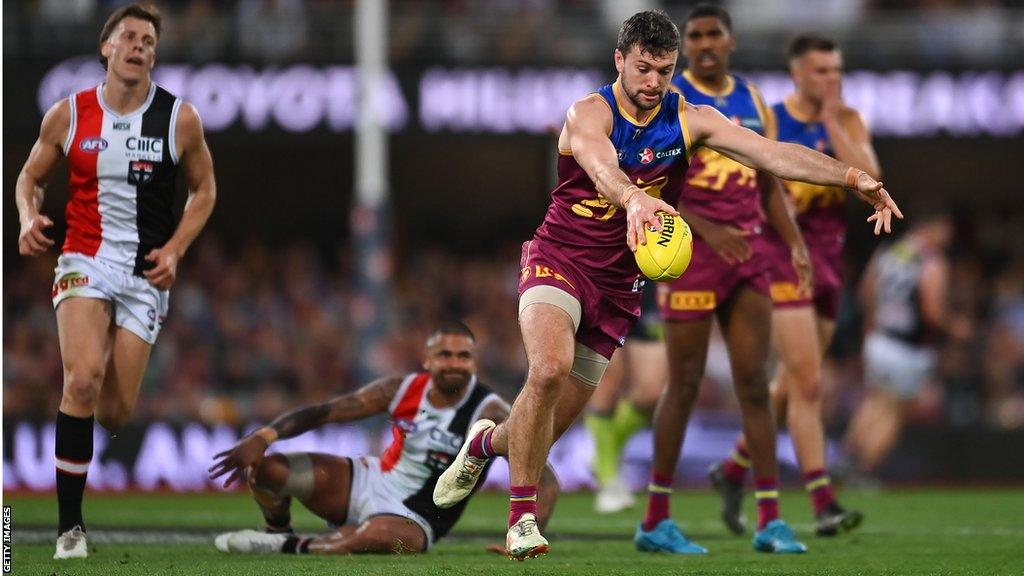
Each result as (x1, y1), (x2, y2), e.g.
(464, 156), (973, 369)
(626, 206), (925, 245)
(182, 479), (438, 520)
(845, 388), (903, 474)
(53, 298), (114, 559)
(718, 287), (805, 553)
(216, 453), (428, 554)
(636, 316), (711, 554)
(504, 302), (579, 558)
(96, 328), (152, 433)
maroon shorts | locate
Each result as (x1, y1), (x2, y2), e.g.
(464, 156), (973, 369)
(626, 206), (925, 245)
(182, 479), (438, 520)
(765, 231), (843, 320)
(657, 233), (771, 322)
(518, 239), (642, 359)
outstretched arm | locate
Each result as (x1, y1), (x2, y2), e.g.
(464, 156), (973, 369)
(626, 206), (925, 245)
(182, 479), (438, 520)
(565, 95), (679, 250)
(686, 103), (902, 234)
(209, 377), (403, 487)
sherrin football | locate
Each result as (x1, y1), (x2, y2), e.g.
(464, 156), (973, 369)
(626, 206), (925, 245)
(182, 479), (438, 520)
(634, 212), (693, 281)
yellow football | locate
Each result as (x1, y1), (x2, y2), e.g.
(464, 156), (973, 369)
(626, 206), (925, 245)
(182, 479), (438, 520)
(634, 212), (693, 281)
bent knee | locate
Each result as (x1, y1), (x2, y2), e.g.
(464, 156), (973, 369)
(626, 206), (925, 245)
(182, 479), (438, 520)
(527, 358), (572, 394)
(62, 367), (105, 409)
(96, 406), (130, 432)
(250, 453), (291, 492)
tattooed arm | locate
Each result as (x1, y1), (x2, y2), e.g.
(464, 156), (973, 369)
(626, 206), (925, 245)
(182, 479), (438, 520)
(208, 377), (402, 487)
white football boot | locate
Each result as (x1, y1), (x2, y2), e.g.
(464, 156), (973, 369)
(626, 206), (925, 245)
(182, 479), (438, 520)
(433, 419), (495, 508)
(214, 529), (288, 554)
(595, 481), (636, 514)
(53, 526), (88, 559)
(506, 513), (549, 560)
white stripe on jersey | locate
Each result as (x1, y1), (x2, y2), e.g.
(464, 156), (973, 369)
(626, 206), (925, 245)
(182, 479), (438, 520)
(93, 84), (157, 268)
(385, 375), (498, 496)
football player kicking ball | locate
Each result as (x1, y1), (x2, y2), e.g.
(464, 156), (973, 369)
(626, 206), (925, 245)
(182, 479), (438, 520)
(209, 322), (558, 555)
(430, 9), (900, 561)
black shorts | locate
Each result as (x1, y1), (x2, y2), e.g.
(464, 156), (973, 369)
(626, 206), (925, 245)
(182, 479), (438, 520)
(628, 281), (664, 342)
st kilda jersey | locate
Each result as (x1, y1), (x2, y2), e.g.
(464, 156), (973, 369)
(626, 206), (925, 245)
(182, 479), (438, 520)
(63, 83), (183, 277)
(381, 372), (499, 539)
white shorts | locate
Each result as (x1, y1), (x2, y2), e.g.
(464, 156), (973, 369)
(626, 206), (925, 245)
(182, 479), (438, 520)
(52, 252), (169, 344)
(345, 456), (435, 549)
(863, 331), (936, 399)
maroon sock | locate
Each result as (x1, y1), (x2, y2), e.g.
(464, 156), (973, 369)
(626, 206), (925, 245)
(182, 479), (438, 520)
(754, 477), (780, 530)
(508, 485), (538, 527)
(467, 428), (494, 460)
(803, 469), (836, 516)
(642, 472), (673, 531)
(721, 442), (751, 485)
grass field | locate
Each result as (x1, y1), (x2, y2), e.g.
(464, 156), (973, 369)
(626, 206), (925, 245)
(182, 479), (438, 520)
(7, 488), (1023, 575)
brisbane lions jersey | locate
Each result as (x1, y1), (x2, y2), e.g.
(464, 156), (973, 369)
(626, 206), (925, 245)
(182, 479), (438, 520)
(63, 83), (182, 277)
(380, 372), (499, 538)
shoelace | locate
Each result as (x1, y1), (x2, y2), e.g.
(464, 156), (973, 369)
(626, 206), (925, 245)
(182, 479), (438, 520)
(455, 458), (481, 487)
(513, 517), (538, 538)
(60, 526), (85, 549)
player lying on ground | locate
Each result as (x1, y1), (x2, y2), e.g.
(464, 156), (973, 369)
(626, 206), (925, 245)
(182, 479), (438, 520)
(430, 9), (901, 561)
(209, 321), (558, 555)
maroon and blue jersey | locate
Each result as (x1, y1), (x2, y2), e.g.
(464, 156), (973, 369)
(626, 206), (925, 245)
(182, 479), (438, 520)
(773, 99), (846, 250)
(533, 81), (691, 296)
(672, 71), (772, 232)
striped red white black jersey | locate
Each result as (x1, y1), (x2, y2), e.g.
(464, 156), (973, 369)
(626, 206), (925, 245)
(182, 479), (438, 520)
(381, 372), (498, 539)
(63, 83), (183, 277)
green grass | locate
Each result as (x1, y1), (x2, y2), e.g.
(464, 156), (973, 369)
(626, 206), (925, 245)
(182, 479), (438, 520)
(7, 489), (1024, 575)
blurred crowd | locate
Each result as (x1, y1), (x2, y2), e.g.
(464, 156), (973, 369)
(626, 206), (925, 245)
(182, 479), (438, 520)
(5, 221), (1024, 432)
(5, 0), (1023, 68)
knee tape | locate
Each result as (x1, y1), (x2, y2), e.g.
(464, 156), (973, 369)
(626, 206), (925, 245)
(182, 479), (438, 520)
(570, 342), (609, 387)
(280, 452), (315, 500)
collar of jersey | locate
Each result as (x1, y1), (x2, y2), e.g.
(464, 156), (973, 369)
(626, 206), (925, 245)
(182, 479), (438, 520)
(782, 95), (819, 124)
(612, 81), (663, 127)
(96, 82), (157, 119)
(682, 70), (736, 98)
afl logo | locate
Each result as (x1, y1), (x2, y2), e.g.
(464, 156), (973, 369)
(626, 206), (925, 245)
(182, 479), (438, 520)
(80, 137), (108, 152)
(639, 147), (654, 164)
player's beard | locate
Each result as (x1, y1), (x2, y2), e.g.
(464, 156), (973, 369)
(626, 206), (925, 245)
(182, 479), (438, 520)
(624, 83), (663, 111)
(434, 370), (471, 395)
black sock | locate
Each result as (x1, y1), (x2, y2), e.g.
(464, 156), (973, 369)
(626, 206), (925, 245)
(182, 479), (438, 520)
(282, 535), (311, 554)
(55, 411), (94, 535)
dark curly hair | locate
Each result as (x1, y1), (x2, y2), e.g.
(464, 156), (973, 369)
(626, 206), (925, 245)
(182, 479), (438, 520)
(616, 10), (680, 58)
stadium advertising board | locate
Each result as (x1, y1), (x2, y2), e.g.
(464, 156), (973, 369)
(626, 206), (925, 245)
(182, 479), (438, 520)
(35, 58), (1024, 137)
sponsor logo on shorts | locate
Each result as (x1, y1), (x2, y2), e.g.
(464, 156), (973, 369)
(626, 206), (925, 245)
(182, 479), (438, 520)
(51, 272), (90, 298)
(527, 265), (575, 291)
(128, 161), (155, 185)
(668, 290), (716, 311)
(79, 137), (107, 152)
(770, 281), (810, 303)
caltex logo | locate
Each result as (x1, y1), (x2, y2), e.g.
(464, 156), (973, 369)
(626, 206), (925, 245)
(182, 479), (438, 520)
(639, 148), (654, 164)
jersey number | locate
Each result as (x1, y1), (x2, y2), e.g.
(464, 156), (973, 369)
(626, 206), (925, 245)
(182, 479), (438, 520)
(571, 176), (668, 220)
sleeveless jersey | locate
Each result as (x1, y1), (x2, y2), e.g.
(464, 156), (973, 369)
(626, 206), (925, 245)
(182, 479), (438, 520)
(672, 71), (771, 232)
(63, 83), (183, 277)
(871, 240), (934, 345)
(773, 100), (846, 249)
(533, 81), (691, 296)
(381, 372), (499, 539)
